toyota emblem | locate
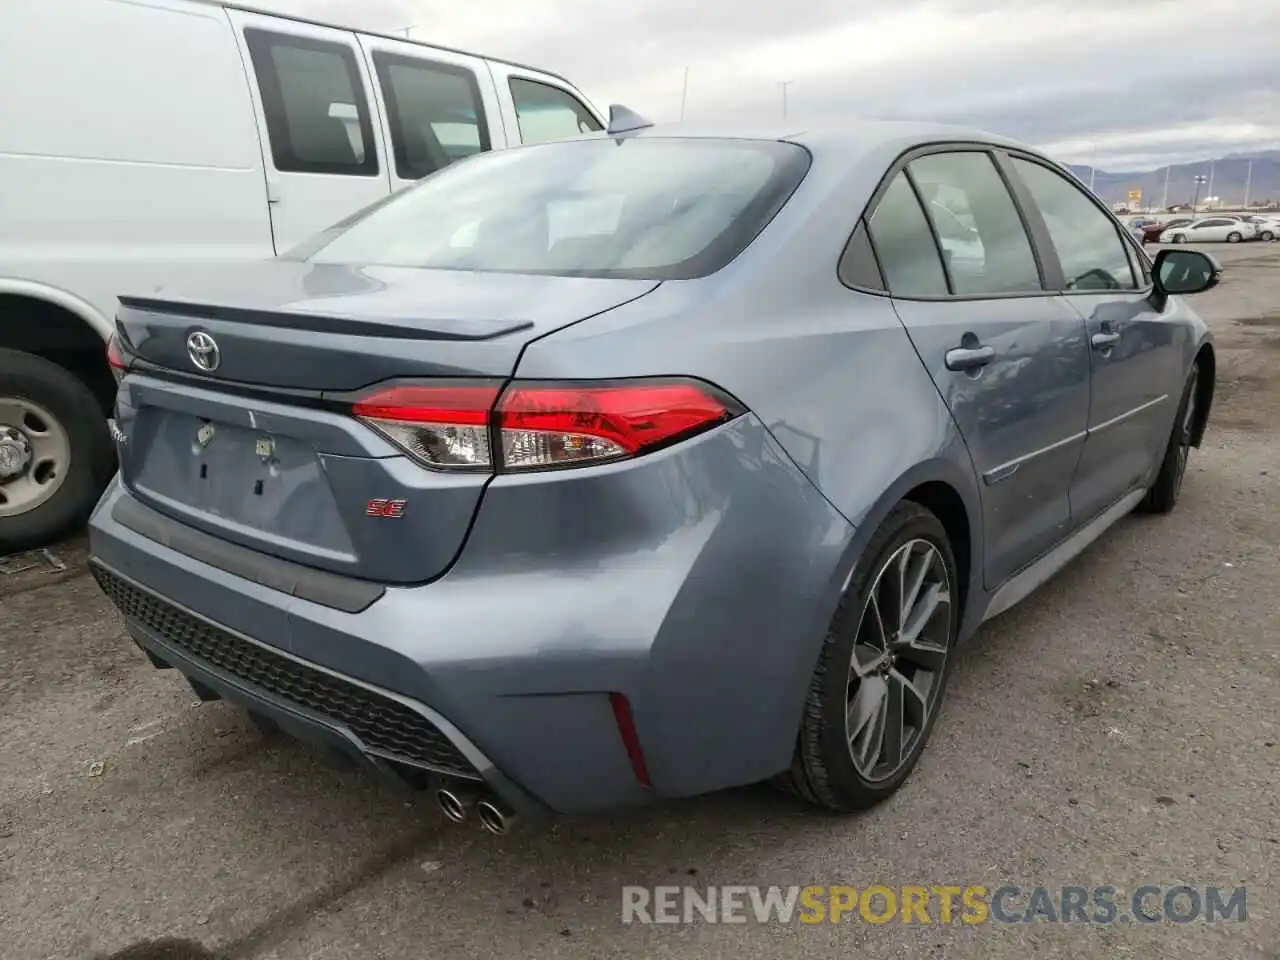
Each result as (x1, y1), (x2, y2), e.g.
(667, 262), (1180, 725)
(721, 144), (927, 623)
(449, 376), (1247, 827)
(186, 331), (220, 373)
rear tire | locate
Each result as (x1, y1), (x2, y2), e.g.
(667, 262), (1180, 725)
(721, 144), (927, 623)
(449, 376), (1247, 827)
(1138, 364), (1200, 515)
(1261, 230), (1275, 242)
(0, 348), (116, 553)
(778, 502), (959, 811)
(1227, 231), (1242, 243)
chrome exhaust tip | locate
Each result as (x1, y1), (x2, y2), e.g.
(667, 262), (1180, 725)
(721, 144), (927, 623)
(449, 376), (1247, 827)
(476, 797), (515, 835)
(436, 785), (478, 823)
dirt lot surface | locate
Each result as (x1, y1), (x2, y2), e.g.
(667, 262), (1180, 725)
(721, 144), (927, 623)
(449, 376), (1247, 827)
(2, 245), (1278, 960)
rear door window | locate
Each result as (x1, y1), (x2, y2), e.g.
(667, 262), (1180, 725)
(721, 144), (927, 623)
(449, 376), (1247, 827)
(244, 29), (378, 176)
(865, 172), (950, 297)
(508, 77), (602, 144)
(371, 52), (491, 180)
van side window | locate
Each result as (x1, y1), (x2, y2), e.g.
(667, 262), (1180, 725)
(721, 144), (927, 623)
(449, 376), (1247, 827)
(508, 78), (602, 145)
(244, 29), (378, 176)
(373, 52), (492, 180)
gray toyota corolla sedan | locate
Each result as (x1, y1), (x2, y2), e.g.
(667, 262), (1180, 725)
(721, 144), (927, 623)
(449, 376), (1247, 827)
(89, 113), (1220, 832)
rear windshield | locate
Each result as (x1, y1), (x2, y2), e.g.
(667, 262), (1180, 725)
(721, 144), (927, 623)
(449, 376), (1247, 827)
(290, 137), (811, 280)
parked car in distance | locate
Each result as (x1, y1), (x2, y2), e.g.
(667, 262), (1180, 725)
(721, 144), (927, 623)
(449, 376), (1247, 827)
(1127, 217), (1158, 243)
(1123, 219), (1147, 241)
(0, 0), (603, 553)
(89, 116), (1220, 827)
(1160, 217), (1257, 243)
(1140, 217), (1190, 243)
(1243, 216), (1279, 241)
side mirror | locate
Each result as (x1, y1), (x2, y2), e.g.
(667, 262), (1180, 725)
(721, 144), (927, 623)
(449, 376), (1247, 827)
(1151, 248), (1222, 296)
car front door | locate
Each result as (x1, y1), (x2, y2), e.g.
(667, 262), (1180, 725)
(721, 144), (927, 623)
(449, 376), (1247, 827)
(1006, 155), (1188, 525)
(229, 10), (392, 252)
(868, 149), (1092, 588)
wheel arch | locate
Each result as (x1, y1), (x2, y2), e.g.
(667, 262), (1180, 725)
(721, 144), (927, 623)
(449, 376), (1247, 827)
(833, 451), (984, 643)
(0, 281), (116, 415)
(1189, 341), (1215, 448)
(902, 478), (972, 625)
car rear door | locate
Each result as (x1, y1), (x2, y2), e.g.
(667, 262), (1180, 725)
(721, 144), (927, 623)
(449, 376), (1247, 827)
(356, 35), (506, 193)
(868, 147), (1092, 589)
(1004, 154), (1188, 525)
(227, 10), (392, 252)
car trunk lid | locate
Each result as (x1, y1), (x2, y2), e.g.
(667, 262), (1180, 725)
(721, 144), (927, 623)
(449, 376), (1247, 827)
(113, 262), (659, 584)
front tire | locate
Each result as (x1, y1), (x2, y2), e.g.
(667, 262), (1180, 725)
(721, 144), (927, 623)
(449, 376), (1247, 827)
(780, 502), (959, 811)
(0, 348), (116, 553)
(1138, 364), (1200, 515)
(1170, 233), (1186, 244)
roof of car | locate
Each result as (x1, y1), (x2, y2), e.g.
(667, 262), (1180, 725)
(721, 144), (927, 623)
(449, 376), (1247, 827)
(610, 118), (1032, 154)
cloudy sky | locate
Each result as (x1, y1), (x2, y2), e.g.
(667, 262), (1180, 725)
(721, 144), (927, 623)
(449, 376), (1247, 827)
(262, 0), (1278, 171)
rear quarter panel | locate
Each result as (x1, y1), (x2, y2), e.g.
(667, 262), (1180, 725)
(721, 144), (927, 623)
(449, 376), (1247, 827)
(510, 143), (987, 775)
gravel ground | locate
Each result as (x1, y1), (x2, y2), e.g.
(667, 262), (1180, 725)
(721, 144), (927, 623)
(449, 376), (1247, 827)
(2, 244), (1278, 960)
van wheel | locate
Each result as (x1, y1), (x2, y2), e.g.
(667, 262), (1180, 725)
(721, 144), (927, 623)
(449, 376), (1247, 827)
(778, 502), (958, 811)
(1138, 364), (1199, 515)
(0, 348), (115, 553)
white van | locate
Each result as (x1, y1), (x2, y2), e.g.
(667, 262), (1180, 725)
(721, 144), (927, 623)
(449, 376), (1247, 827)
(0, 0), (604, 552)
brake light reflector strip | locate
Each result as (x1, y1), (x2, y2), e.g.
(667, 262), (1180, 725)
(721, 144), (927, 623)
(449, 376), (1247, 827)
(106, 332), (131, 383)
(609, 692), (652, 788)
(351, 378), (743, 473)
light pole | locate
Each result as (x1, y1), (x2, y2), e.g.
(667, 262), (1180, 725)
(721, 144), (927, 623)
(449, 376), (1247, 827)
(1243, 159), (1253, 209)
(1161, 165), (1171, 210)
(1087, 142), (1098, 194)
(779, 80), (792, 119)
(679, 66), (689, 121)
(396, 24), (415, 38)
(1206, 159), (1215, 202)
(1191, 174), (1207, 217)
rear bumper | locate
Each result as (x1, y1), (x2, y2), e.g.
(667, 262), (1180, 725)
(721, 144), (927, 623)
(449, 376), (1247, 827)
(98, 562), (546, 817)
(89, 415), (857, 815)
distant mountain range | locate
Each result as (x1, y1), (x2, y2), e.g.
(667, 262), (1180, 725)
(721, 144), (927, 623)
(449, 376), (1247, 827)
(1065, 150), (1280, 209)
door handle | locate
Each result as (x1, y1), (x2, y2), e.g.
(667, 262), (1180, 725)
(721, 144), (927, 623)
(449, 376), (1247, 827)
(945, 344), (996, 372)
(1091, 331), (1121, 350)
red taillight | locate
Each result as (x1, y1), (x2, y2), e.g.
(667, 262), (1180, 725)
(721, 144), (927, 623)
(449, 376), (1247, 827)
(496, 381), (735, 471)
(351, 378), (740, 472)
(352, 383), (500, 471)
(106, 333), (130, 382)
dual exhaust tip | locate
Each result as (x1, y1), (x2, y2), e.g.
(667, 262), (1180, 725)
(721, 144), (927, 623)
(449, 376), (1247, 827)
(436, 784), (515, 835)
